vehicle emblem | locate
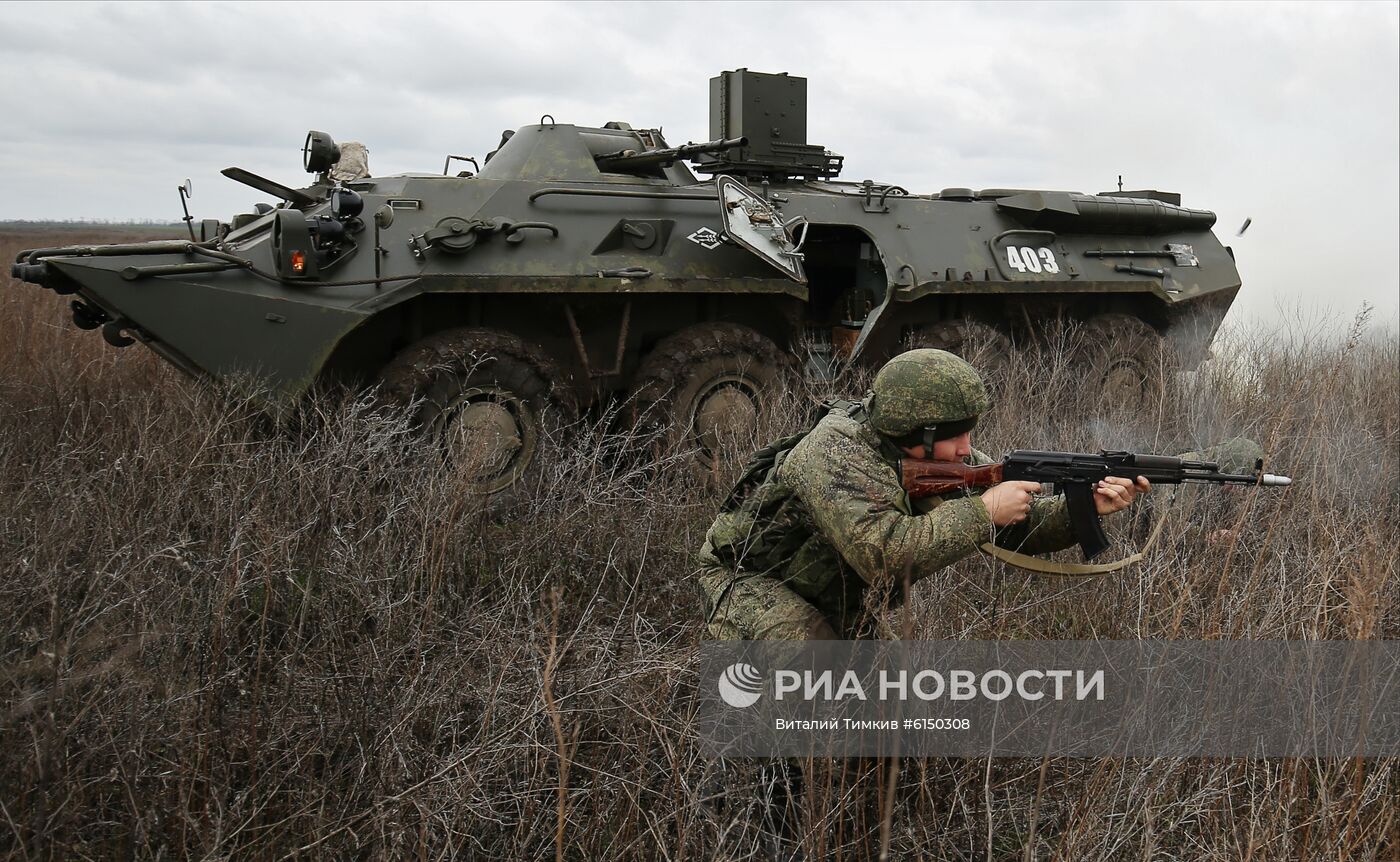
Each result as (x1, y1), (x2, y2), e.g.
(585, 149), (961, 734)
(687, 227), (722, 250)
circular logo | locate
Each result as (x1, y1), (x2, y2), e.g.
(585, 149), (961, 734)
(718, 662), (764, 708)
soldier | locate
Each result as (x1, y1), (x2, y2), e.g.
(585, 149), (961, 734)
(1170, 436), (1265, 544)
(697, 348), (1151, 640)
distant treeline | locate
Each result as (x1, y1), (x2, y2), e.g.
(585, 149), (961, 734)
(0, 219), (185, 233)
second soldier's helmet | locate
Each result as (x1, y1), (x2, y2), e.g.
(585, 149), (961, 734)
(1180, 437), (1264, 475)
(866, 348), (991, 443)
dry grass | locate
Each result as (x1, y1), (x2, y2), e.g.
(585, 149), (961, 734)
(1, 230), (1396, 860)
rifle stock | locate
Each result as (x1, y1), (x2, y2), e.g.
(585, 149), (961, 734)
(899, 460), (1003, 497)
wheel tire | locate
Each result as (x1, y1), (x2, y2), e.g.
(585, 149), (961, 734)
(629, 323), (796, 472)
(907, 318), (1013, 392)
(1075, 313), (1176, 413)
(377, 328), (576, 504)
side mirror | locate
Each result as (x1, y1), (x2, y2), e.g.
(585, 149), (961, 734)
(373, 204), (394, 230)
(178, 179), (195, 240)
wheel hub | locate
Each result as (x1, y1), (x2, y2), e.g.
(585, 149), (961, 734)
(1101, 360), (1148, 406)
(437, 387), (536, 491)
(692, 379), (758, 451)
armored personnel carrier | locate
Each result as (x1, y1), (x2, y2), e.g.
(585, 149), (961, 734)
(10, 69), (1240, 493)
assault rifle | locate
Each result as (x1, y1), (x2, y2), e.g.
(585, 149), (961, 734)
(901, 450), (1292, 560)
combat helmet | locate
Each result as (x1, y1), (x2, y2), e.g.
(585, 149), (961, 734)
(865, 349), (991, 447)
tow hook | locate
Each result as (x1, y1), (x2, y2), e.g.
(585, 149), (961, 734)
(71, 300), (108, 331)
(102, 318), (138, 348)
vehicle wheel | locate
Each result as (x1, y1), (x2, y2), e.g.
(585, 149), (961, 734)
(377, 327), (576, 502)
(629, 323), (796, 471)
(907, 318), (1013, 389)
(1075, 313), (1176, 412)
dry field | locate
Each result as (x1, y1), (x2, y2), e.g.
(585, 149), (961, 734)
(1, 230), (1396, 860)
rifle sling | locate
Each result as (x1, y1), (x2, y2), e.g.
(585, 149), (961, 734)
(978, 510), (1169, 577)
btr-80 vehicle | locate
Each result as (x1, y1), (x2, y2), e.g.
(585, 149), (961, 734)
(11, 69), (1240, 493)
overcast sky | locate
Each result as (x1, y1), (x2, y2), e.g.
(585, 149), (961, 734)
(1, 1), (1395, 329)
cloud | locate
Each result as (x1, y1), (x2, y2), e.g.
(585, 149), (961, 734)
(0, 0), (1394, 327)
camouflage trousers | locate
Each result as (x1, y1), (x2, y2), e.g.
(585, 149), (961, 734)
(699, 566), (881, 641)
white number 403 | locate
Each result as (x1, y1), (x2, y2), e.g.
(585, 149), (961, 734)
(1006, 246), (1060, 275)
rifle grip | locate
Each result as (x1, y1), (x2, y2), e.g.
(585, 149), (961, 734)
(1064, 481), (1110, 561)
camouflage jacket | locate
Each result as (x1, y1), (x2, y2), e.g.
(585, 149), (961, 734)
(697, 404), (1077, 627)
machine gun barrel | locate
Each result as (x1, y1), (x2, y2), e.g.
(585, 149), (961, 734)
(595, 137), (747, 172)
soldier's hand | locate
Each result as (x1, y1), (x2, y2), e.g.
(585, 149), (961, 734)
(1094, 475), (1151, 515)
(980, 481), (1042, 526)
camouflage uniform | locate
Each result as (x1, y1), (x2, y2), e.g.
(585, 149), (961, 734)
(1180, 437), (1264, 475)
(329, 142), (370, 183)
(698, 349), (1078, 641)
(1151, 436), (1265, 536)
